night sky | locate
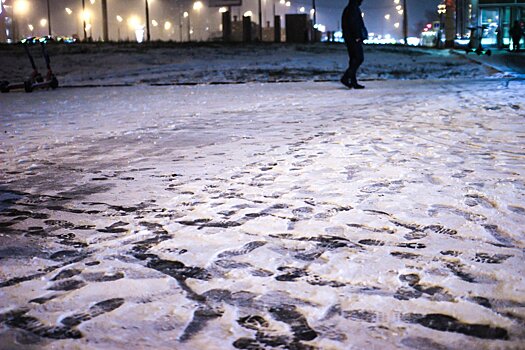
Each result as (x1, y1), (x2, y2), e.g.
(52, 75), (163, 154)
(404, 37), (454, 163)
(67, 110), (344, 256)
(7, 0), (443, 40)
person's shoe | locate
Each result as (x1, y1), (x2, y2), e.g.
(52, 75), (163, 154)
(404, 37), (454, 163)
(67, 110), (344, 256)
(340, 77), (352, 89)
(351, 82), (365, 89)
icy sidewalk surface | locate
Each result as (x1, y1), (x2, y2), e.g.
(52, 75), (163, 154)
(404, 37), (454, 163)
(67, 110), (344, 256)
(0, 79), (524, 349)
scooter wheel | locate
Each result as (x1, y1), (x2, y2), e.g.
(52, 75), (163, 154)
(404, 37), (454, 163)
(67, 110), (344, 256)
(0, 81), (9, 93)
(49, 76), (59, 89)
(486, 50), (492, 56)
(35, 74), (44, 83)
(24, 80), (34, 93)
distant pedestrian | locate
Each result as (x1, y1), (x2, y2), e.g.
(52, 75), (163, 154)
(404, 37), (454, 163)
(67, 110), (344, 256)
(340, 0), (368, 89)
(510, 20), (522, 52)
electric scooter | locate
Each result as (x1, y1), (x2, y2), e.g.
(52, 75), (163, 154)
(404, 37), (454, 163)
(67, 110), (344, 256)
(466, 25), (492, 56)
(0, 36), (59, 93)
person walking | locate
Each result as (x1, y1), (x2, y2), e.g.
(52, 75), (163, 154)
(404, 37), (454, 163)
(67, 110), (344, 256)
(510, 20), (522, 52)
(340, 0), (368, 89)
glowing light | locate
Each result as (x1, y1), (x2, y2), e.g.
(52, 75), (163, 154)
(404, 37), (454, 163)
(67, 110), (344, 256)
(90, 0), (95, 4)
(135, 28), (144, 43)
(396, 5), (402, 11)
(85, 23), (92, 31)
(394, 22), (399, 28)
(164, 21), (172, 30)
(385, 14), (390, 20)
(310, 9), (315, 16)
(398, 10), (403, 15)
(394, 0), (400, 4)
(183, 11), (189, 18)
(193, 1), (203, 11)
(128, 15), (142, 29)
(279, 0), (285, 4)
(65, 7), (73, 15)
(299, 7), (305, 13)
(40, 18), (47, 27)
(219, 7), (227, 13)
(313, 23), (325, 32)
(13, 0), (30, 16)
(116, 15), (123, 23)
(28, 24), (34, 31)
(285, 1), (291, 7)
(81, 10), (92, 22)
(152, 19), (158, 27)
(243, 11), (253, 17)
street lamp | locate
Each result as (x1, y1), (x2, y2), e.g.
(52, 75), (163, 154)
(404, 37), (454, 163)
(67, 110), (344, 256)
(183, 11), (190, 41)
(127, 15), (144, 42)
(164, 21), (171, 40)
(81, 0), (87, 41)
(13, 0), (30, 38)
(116, 15), (123, 41)
(193, 1), (203, 41)
(81, 8), (92, 41)
(45, 0), (51, 36)
(145, 0), (151, 42)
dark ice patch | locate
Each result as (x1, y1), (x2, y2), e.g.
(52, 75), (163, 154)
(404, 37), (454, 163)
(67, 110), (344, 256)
(233, 337), (265, 349)
(49, 250), (87, 262)
(147, 258), (210, 281)
(61, 298), (125, 327)
(97, 221), (129, 233)
(397, 242), (426, 249)
(391, 251), (420, 260)
(400, 336), (450, 350)
(440, 250), (461, 257)
(238, 315), (269, 330)
(51, 268), (83, 281)
(217, 241), (267, 258)
(29, 294), (59, 304)
(179, 306), (224, 342)
(358, 239), (385, 246)
(0, 309), (82, 339)
(269, 305), (317, 341)
(445, 262), (477, 283)
(402, 313), (509, 340)
(177, 218), (242, 229)
(508, 205), (525, 215)
(275, 267), (308, 282)
(214, 259), (253, 269)
(474, 252), (512, 264)
(482, 224), (515, 247)
(83, 271), (125, 282)
(48, 279), (86, 291)
(343, 310), (378, 323)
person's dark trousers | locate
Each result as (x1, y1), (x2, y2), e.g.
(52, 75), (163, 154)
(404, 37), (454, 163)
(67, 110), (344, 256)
(342, 40), (364, 84)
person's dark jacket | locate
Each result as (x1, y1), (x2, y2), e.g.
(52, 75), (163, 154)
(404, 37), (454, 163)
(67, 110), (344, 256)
(342, 0), (368, 41)
(510, 22), (522, 39)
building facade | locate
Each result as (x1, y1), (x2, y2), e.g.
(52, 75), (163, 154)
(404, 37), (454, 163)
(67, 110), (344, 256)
(475, 0), (525, 46)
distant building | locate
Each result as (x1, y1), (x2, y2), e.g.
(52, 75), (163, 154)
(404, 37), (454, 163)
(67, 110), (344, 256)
(472, 0), (525, 46)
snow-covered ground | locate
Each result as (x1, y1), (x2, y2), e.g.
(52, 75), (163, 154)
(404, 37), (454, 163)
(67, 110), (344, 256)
(0, 44), (524, 350)
(0, 43), (508, 86)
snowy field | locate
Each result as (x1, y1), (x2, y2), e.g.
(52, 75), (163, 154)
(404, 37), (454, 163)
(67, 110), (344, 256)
(0, 44), (524, 350)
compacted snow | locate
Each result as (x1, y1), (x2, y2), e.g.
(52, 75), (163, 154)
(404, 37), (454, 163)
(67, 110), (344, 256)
(0, 45), (524, 350)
